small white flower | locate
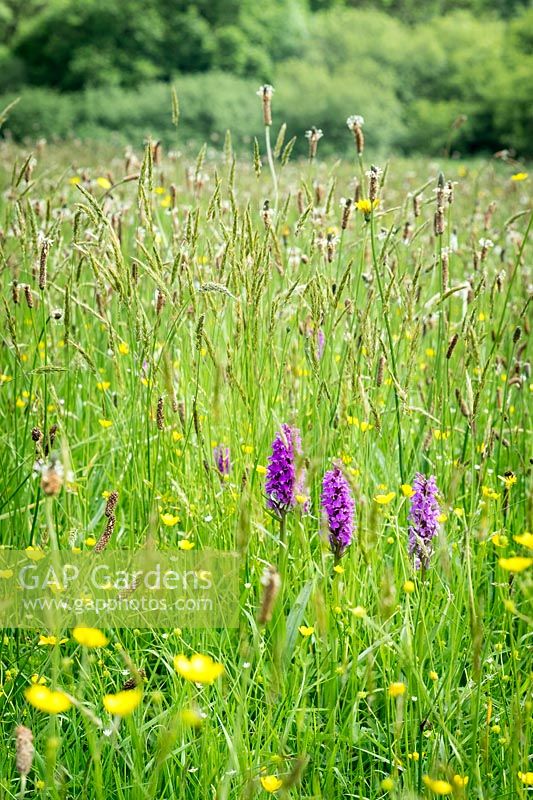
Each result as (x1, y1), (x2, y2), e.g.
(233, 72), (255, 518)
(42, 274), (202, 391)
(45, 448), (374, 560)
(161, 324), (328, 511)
(347, 115), (364, 129)
(479, 238), (494, 248)
(256, 84), (274, 98)
(305, 127), (323, 140)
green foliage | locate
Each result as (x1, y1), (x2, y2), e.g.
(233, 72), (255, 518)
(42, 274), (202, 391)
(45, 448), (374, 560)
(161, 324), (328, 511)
(0, 1), (532, 155)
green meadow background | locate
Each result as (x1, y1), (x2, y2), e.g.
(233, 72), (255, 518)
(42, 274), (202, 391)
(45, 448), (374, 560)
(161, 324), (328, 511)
(0, 0), (532, 156)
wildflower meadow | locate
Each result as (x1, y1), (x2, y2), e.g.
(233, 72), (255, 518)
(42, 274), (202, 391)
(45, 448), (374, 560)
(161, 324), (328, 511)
(0, 88), (531, 799)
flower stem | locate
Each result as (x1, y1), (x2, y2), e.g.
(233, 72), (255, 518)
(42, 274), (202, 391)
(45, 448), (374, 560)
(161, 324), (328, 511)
(369, 212), (405, 482)
(265, 125), (278, 213)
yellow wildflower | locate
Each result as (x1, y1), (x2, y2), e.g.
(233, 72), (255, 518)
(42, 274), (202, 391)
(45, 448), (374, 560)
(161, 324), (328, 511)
(25, 685), (71, 714)
(401, 484), (414, 497)
(356, 199), (380, 214)
(491, 533), (508, 547)
(518, 772), (533, 785)
(260, 775), (283, 793)
(103, 687), (142, 716)
(73, 627), (108, 648)
(173, 654), (224, 684)
(511, 172), (528, 181)
(118, 342), (129, 355)
(513, 532), (533, 549)
(25, 546), (45, 561)
(160, 513), (179, 527)
(423, 776), (453, 795)
(403, 580), (415, 593)
(96, 176), (112, 190)
(298, 625), (314, 637)
(38, 635), (66, 646)
(498, 557), (532, 573)
(388, 682), (406, 698)
(178, 540), (195, 550)
(374, 492), (395, 505)
(98, 419), (113, 429)
(500, 472), (517, 488)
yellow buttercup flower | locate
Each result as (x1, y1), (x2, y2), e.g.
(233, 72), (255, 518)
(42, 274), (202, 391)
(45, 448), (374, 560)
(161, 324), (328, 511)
(498, 557), (532, 573)
(423, 776), (453, 795)
(160, 513), (179, 527)
(401, 484), (414, 497)
(103, 687), (142, 716)
(72, 627), (108, 648)
(388, 682), (406, 698)
(38, 635), (66, 646)
(403, 580), (415, 593)
(25, 546), (45, 561)
(260, 776), (283, 793)
(98, 419), (113, 429)
(178, 540), (195, 550)
(511, 172), (528, 181)
(518, 772), (533, 785)
(96, 176), (112, 190)
(490, 533), (508, 548)
(375, 492), (395, 505)
(298, 625), (314, 637)
(173, 654), (224, 684)
(118, 342), (129, 355)
(25, 684), (71, 714)
(513, 532), (533, 550)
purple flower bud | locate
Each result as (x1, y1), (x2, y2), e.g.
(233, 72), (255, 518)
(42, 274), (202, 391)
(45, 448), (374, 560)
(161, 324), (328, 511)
(321, 466), (355, 560)
(265, 424), (307, 515)
(213, 445), (231, 476)
(408, 473), (441, 569)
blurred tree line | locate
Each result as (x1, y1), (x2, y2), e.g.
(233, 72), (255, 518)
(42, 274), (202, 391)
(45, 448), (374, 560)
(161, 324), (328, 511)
(0, 0), (532, 155)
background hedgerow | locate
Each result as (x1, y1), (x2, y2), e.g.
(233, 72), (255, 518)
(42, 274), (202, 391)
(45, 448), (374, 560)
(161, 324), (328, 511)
(0, 2), (532, 155)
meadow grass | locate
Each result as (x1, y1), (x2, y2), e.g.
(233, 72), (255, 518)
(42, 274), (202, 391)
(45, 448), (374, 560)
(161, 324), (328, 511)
(0, 129), (531, 800)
